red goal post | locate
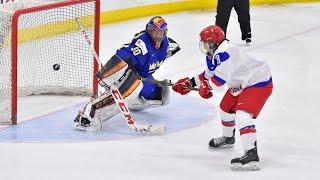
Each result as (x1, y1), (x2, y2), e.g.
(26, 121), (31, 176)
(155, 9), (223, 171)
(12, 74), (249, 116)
(0, 0), (100, 125)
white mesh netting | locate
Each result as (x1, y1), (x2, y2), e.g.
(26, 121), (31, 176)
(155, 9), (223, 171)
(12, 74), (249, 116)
(0, 0), (99, 124)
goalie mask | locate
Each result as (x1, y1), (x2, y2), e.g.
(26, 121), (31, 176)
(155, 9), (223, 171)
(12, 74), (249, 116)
(199, 25), (225, 56)
(146, 16), (168, 49)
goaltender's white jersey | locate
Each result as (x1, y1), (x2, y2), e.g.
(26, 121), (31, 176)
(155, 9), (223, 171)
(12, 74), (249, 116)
(203, 40), (272, 89)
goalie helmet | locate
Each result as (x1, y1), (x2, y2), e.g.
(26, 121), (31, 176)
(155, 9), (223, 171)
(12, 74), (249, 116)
(199, 25), (225, 56)
(146, 16), (168, 49)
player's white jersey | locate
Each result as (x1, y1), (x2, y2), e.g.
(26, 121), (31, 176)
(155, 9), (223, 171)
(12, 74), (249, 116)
(204, 40), (272, 89)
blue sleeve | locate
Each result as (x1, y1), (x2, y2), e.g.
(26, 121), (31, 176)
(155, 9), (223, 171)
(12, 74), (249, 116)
(206, 52), (230, 71)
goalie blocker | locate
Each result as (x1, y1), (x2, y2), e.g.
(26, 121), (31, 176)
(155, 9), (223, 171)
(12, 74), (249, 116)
(73, 55), (171, 131)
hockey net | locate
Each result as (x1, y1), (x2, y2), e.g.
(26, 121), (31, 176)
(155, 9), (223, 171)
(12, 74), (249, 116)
(0, 0), (100, 124)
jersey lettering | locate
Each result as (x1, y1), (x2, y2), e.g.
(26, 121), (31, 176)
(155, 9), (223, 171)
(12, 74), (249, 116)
(214, 54), (221, 65)
(207, 52), (230, 71)
(131, 47), (142, 56)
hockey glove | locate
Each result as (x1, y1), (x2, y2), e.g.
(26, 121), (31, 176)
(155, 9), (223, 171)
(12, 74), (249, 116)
(172, 77), (192, 95)
(198, 73), (213, 99)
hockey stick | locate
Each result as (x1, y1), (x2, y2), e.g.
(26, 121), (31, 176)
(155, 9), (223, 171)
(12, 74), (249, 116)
(140, 77), (199, 91)
(75, 18), (165, 134)
(121, 58), (199, 91)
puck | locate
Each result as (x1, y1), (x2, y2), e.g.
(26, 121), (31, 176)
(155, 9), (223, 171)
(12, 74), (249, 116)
(53, 64), (60, 71)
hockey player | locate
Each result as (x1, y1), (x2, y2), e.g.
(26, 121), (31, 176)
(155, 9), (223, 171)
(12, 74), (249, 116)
(171, 25), (272, 171)
(73, 16), (180, 131)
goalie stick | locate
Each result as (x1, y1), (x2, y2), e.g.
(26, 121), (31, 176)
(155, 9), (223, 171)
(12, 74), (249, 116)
(75, 18), (165, 134)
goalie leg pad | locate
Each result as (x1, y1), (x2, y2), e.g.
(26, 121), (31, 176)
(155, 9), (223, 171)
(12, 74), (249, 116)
(96, 55), (128, 89)
(97, 55), (128, 79)
(73, 91), (120, 131)
(74, 69), (141, 131)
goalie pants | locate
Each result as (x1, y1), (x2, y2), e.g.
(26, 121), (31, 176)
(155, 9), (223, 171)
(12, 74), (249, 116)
(112, 70), (163, 101)
(139, 80), (162, 100)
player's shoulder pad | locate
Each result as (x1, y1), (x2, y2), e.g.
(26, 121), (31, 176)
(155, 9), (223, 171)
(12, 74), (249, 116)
(135, 39), (148, 55)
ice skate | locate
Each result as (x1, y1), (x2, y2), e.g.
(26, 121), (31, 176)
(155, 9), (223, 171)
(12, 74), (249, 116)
(245, 38), (251, 45)
(208, 135), (235, 149)
(230, 146), (260, 171)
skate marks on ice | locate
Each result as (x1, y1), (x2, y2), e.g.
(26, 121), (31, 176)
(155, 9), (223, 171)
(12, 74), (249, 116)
(0, 94), (213, 142)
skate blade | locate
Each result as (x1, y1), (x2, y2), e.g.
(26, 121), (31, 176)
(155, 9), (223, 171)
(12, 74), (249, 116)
(208, 144), (234, 150)
(231, 161), (260, 171)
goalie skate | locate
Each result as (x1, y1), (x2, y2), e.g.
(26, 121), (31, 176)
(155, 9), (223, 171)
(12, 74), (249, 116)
(73, 90), (117, 131)
(73, 110), (103, 131)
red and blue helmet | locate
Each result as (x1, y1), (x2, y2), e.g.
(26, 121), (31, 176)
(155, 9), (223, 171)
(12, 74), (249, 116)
(146, 16), (168, 48)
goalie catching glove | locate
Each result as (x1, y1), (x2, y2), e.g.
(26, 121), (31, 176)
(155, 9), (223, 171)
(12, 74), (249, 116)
(172, 73), (213, 99)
